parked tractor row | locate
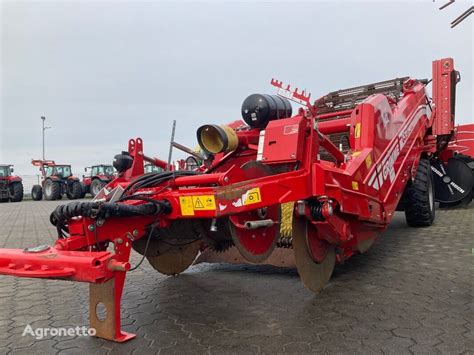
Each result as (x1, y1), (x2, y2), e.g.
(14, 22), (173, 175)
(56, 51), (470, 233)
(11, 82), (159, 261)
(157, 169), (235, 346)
(0, 161), (172, 202)
(30, 161), (118, 201)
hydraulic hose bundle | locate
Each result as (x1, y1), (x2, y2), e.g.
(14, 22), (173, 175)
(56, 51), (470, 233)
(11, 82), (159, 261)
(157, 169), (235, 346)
(49, 171), (200, 238)
(121, 170), (200, 196)
(50, 200), (171, 238)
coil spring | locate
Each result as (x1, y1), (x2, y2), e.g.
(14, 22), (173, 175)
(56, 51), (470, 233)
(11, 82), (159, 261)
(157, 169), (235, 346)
(310, 203), (325, 221)
(277, 236), (293, 248)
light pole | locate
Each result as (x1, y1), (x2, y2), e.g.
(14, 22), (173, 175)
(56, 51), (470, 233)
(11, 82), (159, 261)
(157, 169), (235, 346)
(41, 116), (51, 160)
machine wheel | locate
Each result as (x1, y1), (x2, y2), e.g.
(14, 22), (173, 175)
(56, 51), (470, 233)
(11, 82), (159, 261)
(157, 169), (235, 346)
(9, 182), (23, 202)
(405, 158), (435, 227)
(31, 185), (43, 201)
(229, 206), (281, 263)
(146, 240), (202, 275)
(292, 217), (336, 293)
(133, 237), (201, 275)
(432, 155), (473, 208)
(80, 182), (89, 198)
(67, 181), (83, 200)
(132, 220), (204, 275)
(228, 161), (280, 263)
(90, 179), (106, 197)
(44, 180), (61, 200)
(0, 196), (8, 203)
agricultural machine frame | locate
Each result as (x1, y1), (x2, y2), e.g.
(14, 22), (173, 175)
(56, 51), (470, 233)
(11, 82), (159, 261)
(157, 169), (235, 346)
(0, 58), (460, 343)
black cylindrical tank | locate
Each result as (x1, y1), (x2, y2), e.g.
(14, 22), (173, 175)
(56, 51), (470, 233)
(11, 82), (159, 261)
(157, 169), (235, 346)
(241, 94), (292, 128)
(113, 151), (133, 173)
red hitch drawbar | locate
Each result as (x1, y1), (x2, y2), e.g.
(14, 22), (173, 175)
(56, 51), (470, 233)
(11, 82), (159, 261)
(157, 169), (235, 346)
(0, 241), (134, 341)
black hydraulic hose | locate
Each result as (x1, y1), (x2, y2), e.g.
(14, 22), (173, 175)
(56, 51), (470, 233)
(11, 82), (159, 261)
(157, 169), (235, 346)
(50, 170), (200, 238)
(49, 170), (200, 243)
(50, 200), (171, 238)
(122, 170), (200, 196)
(117, 195), (172, 214)
(51, 201), (164, 221)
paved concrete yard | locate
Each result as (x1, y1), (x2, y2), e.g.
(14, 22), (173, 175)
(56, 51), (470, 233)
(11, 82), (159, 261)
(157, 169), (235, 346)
(0, 200), (472, 354)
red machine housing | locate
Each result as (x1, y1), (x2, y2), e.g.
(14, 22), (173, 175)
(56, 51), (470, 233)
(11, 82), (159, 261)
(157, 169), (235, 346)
(443, 123), (474, 158)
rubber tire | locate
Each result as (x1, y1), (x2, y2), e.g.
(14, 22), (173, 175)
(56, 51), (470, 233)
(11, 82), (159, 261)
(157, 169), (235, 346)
(405, 158), (435, 227)
(44, 180), (61, 200)
(31, 185), (43, 201)
(80, 182), (89, 197)
(0, 197), (8, 203)
(90, 179), (106, 197)
(67, 181), (83, 200)
(9, 182), (23, 202)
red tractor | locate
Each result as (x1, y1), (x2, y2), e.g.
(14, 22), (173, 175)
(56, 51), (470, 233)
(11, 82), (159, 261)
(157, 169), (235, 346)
(0, 165), (23, 203)
(0, 58), (461, 342)
(31, 160), (83, 201)
(81, 164), (115, 197)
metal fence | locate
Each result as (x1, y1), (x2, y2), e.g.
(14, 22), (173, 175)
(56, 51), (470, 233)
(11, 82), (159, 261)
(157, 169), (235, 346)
(20, 175), (42, 196)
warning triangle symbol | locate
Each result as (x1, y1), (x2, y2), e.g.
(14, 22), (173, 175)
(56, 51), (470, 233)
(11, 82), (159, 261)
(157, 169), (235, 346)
(194, 198), (204, 208)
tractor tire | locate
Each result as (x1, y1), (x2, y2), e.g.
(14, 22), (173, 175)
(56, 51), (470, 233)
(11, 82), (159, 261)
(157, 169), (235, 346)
(0, 196), (8, 203)
(405, 158), (435, 227)
(31, 185), (43, 201)
(67, 181), (83, 200)
(9, 182), (23, 202)
(44, 180), (61, 200)
(90, 179), (106, 197)
(80, 182), (89, 198)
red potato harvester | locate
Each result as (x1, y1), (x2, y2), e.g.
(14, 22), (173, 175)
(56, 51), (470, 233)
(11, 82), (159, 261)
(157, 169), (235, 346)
(0, 58), (461, 342)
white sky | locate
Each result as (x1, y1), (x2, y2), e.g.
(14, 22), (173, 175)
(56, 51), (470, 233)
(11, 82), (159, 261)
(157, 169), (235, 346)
(1, 0), (473, 176)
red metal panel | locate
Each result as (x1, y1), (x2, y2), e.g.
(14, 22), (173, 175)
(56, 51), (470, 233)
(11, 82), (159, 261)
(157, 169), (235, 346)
(260, 116), (306, 164)
(432, 58), (456, 136)
(448, 123), (474, 156)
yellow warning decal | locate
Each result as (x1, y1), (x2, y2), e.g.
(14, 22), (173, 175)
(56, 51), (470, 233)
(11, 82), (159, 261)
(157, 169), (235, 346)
(352, 181), (359, 191)
(365, 154), (372, 168)
(179, 196), (195, 216)
(243, 187), (262, 205)
(192, 195), (216, 211)
(354, 123), (361, 139)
